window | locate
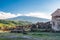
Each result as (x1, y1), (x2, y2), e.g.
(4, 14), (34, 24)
(57, 22), (60, 29)
(53, 22), (55, 26)
(57, 22), (60, 27)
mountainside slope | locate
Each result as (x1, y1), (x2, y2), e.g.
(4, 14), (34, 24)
(8, 16), (50, 23)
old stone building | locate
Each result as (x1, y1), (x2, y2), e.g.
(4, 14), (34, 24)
(51, 9), (60, 31)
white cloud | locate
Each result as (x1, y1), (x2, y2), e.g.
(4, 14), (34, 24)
(0, 11), (51, 20)
(24, 12), (51, 19)
(0, 11), (22, 19)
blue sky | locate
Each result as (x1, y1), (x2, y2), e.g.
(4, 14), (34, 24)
(0, 0), (60, 19)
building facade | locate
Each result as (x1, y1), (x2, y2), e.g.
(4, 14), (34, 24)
(51, 9), (60, 31)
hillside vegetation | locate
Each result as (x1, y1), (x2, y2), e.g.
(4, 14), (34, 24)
(0, 20), (32, 29)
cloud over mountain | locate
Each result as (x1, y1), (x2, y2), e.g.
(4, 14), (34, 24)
(0, 11), (51, 19)
(24, 12), (51, 19)
(0, 11), (22, 19)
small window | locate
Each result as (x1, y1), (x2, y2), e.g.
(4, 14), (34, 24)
(53, 22), (55, 26)
(57, 22), (60, 27)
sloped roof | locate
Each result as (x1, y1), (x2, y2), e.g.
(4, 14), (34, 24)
(51, 9), (60, 16)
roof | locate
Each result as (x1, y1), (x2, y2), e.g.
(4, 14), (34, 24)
(51, 9), (60, 16)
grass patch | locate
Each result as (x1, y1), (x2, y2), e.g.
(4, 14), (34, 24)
(32, 33), (48, 37)
(0, 38), (29, 40)
(0, 32), (60, 40)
